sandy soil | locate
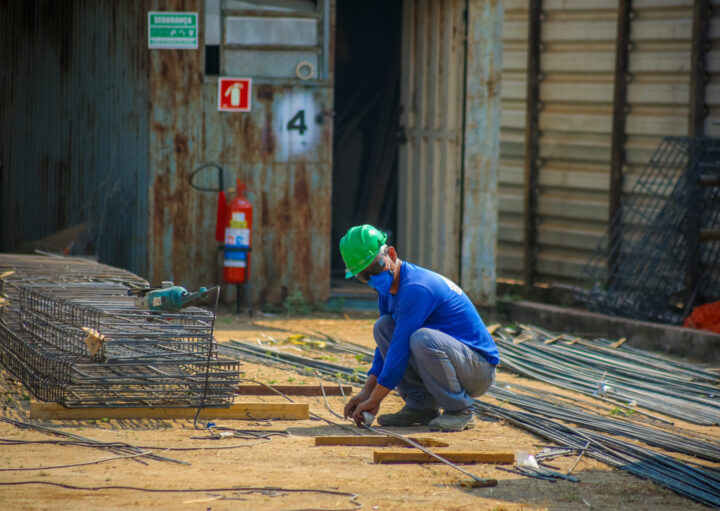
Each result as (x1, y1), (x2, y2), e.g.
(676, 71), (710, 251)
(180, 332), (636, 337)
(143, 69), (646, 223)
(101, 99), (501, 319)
(0, 310), (717, 510)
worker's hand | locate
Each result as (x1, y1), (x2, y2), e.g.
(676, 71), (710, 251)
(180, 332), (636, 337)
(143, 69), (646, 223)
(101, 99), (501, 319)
(351, 398), (380, 426)
(343, 391), (370, 420)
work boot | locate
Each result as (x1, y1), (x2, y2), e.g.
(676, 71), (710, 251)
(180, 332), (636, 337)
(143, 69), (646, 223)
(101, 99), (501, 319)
(428, 408), (475, 432)
(377, 405), (440, 427)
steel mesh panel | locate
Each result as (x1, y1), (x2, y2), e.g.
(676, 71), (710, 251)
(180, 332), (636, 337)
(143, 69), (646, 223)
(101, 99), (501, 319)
(575, 136), (720, 324)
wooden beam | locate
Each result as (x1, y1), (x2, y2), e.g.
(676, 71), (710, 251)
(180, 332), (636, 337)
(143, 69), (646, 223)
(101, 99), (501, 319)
(608, 0), (633, 265)
(700, 228), (720, 242)
(608, 337), (627, 349)
(29, 402), (309, 420)
(523, 0), (542, 288)
(543, 334), (563, 345)
(315, 436), (449, 447)
(373, 450), (515, 464)
(700, 175), (720, 187)
(690, 0), (710, 136)
(235, 385), (353, 396)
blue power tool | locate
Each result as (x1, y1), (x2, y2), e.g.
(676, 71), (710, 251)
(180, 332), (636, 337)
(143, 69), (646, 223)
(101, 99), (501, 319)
(131, 282), (218, 312)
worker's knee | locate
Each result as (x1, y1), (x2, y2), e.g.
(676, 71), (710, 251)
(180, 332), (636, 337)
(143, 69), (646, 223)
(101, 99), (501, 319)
(409, 328), (437, 353)
(373, 315), (395, 345)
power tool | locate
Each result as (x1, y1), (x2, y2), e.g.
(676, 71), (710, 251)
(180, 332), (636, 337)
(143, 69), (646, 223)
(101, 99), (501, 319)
(130, 281), (218, 312)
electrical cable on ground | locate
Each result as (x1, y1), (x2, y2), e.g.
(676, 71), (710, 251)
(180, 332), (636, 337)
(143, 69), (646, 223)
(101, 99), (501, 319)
(0, 417), (187, 466)
(0, 450), (156, 471)
(0, 437), (272, 451)
(0, 481), (362, 511)
(193, 285), (221, 430)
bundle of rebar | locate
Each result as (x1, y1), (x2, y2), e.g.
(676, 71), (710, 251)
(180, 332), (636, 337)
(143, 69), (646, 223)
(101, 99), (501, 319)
(494, 324), (720, 425)
(0, 254), (241, 408)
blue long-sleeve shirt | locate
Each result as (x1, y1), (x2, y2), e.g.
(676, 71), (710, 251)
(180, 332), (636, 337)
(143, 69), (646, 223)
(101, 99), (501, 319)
(368, 262), (500, 390)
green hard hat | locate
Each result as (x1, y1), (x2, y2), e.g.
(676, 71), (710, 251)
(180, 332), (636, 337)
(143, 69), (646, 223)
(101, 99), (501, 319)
(339, 225), (388, 278)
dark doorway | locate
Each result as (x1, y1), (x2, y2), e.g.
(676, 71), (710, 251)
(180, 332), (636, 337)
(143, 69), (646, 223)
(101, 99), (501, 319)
(330, 0), (402, 281)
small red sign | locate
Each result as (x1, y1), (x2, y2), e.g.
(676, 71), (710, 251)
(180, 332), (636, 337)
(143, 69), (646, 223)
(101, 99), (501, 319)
(218, 77), (252, 112)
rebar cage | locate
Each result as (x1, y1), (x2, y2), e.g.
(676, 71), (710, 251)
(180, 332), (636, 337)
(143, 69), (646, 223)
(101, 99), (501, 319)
(0, 254), (241, 408)
(574, 136), (720, 324)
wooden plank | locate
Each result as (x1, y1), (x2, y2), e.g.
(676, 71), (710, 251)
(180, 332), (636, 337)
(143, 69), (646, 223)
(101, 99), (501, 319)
(689, 0), (710, 136)
(373, 450), (515, 464)
(315, 436), (449, 447)
(609, 337), (627, 349)
(29, 402), (309, 420)
(523, 0), (542, 288)
(544, 334), (563, 345)
(700, 228), (720, 242)
(486, 323), (501, 335)
(700, 175), (720, 187)
(235, 385), (353, 396)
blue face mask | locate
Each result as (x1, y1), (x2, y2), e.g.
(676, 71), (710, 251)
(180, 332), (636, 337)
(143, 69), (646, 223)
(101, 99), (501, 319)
(369, 271), (394, 296)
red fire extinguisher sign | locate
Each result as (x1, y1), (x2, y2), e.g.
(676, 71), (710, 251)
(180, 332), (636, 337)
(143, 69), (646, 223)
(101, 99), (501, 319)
(218, 77), (252, 112)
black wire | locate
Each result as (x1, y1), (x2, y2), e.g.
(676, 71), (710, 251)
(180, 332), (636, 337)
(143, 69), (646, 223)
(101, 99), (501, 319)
(188, 163), (224, 193)
(0, 437), (273, 451)
(0, 481), (362, 510)
(194, 285), (221, 430)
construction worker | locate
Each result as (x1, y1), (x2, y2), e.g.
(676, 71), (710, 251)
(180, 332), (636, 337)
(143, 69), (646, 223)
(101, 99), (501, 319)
(340, 224), (499, 432)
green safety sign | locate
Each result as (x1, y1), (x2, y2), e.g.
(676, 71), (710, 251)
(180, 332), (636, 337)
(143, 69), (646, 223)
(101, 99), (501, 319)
(148, 11), (198, 49)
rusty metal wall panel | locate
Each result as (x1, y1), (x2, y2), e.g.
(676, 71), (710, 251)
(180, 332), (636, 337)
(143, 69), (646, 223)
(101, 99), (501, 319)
(148, 0), (333, 304)
(398, 0), (465, 283)
(0, 1), (149, 275)
(461, 0), (503, 305)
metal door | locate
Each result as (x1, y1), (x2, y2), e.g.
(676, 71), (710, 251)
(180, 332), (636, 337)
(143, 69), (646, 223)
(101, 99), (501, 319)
(398, 0), (467, 282)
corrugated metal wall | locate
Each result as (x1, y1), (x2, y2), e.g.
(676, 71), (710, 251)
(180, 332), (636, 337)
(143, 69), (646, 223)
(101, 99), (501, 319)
(0, 1), (149, 274)
(147, 0), (334, 304)
(624, 0), (694, 201)
(536, 0), (619, 283)
(398, 0), (466, 283)
(498, 0), (703, 286)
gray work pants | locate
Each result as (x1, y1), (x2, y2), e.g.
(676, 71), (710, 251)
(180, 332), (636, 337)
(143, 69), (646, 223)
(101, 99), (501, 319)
(373, 314), (496, 412)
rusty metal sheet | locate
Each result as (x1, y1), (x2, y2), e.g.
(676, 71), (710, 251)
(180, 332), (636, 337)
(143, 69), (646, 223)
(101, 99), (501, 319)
(461, 0), (503, 305)
(148, 0), (333, 305)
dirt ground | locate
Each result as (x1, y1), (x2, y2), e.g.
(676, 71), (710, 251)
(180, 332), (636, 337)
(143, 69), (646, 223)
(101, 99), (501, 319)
(0, 310), (718, 510)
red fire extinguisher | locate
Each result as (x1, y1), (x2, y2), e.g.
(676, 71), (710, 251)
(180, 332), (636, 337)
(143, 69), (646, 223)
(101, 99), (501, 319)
(223, 180), (252, 284)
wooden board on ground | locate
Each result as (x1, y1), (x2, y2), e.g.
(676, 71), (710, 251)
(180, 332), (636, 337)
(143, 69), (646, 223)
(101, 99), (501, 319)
(235, 384), (353, 396)
(373, 450), (515, 464)
(315, 435), (449, 447)
(29, 401), (309, 420)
